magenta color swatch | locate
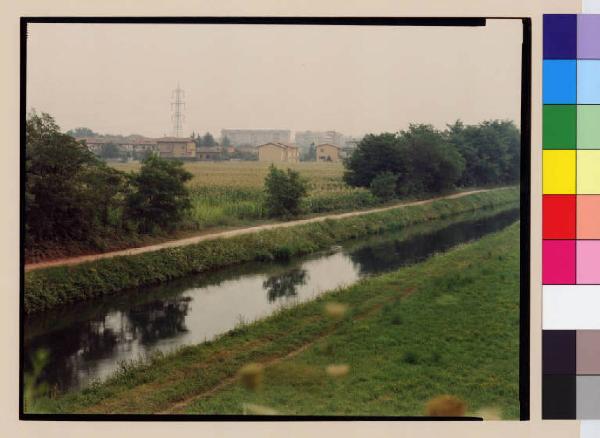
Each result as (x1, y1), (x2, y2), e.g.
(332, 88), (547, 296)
(543, 240), (576, 284)
(577, 241), (600, 284)
(578, 15), (600, 60)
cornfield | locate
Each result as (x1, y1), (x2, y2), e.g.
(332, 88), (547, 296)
(111, 161), (377, 229)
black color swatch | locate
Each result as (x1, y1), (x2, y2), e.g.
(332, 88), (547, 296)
(542, 374), (577, 419)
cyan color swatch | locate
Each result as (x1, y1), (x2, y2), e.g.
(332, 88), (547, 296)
(578, 60), (600, 103)
(544, 60), (577, 103)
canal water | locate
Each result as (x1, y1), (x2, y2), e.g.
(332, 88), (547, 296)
(24, 207), (519, 393)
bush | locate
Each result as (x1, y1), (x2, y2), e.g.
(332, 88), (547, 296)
(264, 165), (308, 218)
(369, 172), (397, 201)
(125, 156), (193, 233)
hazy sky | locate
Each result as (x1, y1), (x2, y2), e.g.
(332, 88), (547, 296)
(27, 20), (522, 138)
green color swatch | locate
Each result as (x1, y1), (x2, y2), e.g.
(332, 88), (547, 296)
(578, 105), (600, 150)
(543, 105), (577, 149)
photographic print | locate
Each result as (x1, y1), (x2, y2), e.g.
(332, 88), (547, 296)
(22, 18), (529, 419)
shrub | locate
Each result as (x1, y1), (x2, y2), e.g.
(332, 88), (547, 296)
(369, 171), (398, 201)
(264, 165), (308, 218)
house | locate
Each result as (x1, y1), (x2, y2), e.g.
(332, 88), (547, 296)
(316, 143), (341, 162)
(157, 137), (196, 159)
(197, 146), (223, 161)
(257, 142), (299, 163)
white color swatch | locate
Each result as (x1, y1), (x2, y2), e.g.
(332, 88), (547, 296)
(543, 285), (600, 329)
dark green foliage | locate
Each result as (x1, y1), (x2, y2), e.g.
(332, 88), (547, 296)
(344, 133), (404, 188)
(264, 165), (308, 217)
(25, 112), (129, 249)
(125, 155), (193, 233)
(344, 121), (520, 196)
(369, 171), (398, 201)
(446, 120), (520, 187)
(24, 188), (518, 314)
(221, 136), (231, 147)
(397, 125), (465, 195)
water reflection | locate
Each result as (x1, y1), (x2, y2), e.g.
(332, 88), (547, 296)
(24, 207), (519, 392)
(127, 297), (191, 345)
(264, 269), (308, 302)
(348, 208), (520, 275)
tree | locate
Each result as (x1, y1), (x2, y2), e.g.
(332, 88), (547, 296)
(125, 155), (193, 233)
(446, 120), (520, 187)
(398, 124), (464, 194)
(65, 127), (98, 137)
(222, 136), (232, 147)
(343, 133), (408, 189)
(25, 111), (128, 247)
(369, 171), (397, 201)
(264, 165), (308, 217)
(98, 142), (121, 159)
(202, 132), (216, 147)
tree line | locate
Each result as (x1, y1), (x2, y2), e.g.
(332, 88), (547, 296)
(343, 120), (520, 198)
(26, 112), (193, 256)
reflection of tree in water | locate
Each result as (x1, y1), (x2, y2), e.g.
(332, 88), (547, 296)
(23, 316), (122, 392)
(263, 269), (307, 303)
(349, 209), (520, 276)
(126, 296), (191, 345)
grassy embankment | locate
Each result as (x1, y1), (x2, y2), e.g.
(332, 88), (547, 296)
(33, 221), (520, 417)
(24, 188), (518, 314)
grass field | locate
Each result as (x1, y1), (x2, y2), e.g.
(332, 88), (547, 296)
(32, 221), (520, 417)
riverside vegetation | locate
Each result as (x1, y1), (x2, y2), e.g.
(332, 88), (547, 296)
(24, 187), (518, 314)
(28, 222), (520, 417)
(26, 112), (519, 263)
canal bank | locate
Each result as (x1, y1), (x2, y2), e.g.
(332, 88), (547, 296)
(28, 221), (520, 416)
(24, 187), (518, 314)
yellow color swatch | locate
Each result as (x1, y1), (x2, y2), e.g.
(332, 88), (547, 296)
(578, 150), (600, 194)
(543, 150), (576, 194)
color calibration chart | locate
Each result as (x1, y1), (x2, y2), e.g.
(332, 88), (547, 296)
(543, 14), (600, 420)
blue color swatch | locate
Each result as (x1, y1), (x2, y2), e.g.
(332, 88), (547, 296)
(544, 60), (577, 104)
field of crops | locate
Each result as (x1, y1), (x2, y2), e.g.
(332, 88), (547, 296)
(111, 161), (379, 229)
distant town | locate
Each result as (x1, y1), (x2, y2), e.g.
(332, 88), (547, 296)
(70, 128), (363, 163)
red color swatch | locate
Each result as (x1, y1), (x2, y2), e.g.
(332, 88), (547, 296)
(543, 240), (576, 284)
(543, 195), (577, 239)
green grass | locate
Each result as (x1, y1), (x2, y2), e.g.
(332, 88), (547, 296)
(24, 188), (518, 314)
(30, 221), (520, 417)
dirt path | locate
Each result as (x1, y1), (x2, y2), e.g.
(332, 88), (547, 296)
(25, 189), (493, 272)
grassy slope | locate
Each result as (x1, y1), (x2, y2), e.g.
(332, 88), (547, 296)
(24, 188), (518, 314)
(37, 221), (520, 418)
